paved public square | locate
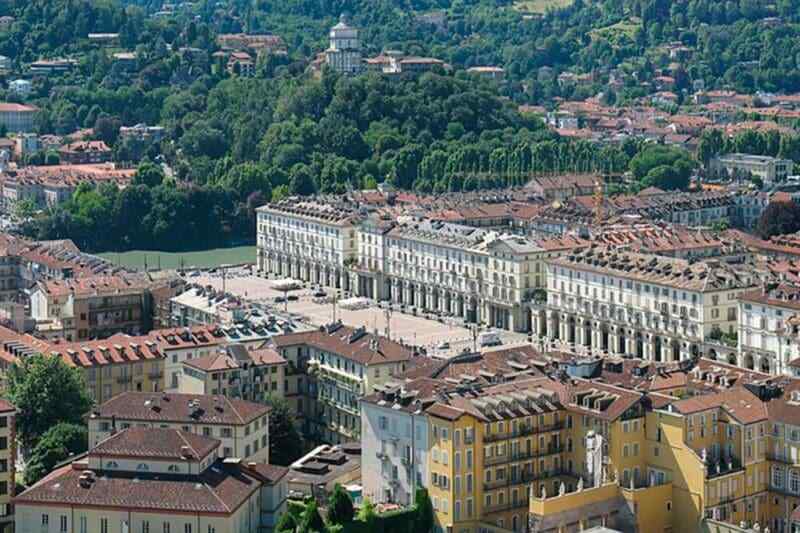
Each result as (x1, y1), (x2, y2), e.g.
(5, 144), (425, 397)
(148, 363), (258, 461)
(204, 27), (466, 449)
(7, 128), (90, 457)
(190, 270), (529, 357)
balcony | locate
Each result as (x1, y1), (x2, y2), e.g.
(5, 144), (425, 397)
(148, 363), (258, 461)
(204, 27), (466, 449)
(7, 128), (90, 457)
(483, 468), (570, 491)
(116, 375), (133, 384)
(147, 371), (164, 380)
(483, 422), (563, 443)
(484, 445), (563, 466)
(706, 457), (744, 479)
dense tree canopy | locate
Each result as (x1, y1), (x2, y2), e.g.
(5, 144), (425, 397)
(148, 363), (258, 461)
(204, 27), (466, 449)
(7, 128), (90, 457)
(7, 354), (93, 451)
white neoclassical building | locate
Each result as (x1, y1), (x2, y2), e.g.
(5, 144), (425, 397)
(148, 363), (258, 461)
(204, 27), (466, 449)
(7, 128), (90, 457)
(738, 284), (800, 376)
(256, 199), (359, 292)
(532, 247), (755, 362)
(256, 201), (587, 333)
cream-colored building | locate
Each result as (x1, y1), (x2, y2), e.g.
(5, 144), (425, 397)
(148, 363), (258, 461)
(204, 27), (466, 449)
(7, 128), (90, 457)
(0, 400), (15, 532)
(88, 391), (270, 463)
(532, 247), (755, 362)
(14, 427), (263, 533)
(738, 284), (800, 376)
(272, 322), (414, 444)
(181, 344), (287, 403)
(256, 198), (359, 292)
(257, 202), (583, 333)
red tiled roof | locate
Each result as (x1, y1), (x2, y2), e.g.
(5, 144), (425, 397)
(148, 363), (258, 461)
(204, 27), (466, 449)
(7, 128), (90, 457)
(92, 392), (269, 426)
(15, 460), (260, 514)
(272, 324), (414, 366)
(91, 427), (219, 461)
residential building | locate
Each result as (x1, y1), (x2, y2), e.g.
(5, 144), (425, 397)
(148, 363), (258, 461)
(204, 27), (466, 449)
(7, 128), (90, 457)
(227, 51), (256, 77)
(271, 322), (415, 443)
(0, 400), (15, 532)
(29, 275), (153, 341)
(216, 33), (286, 54)
(711, 153), (794, 185)
(14, 428), (263, 533)
(0, 103), (37, 133)
(7, 79), (31, 98)
(181, 344), (287, 403)
(28, 58), (77, 74)
(118, 123), (165, 143)
(88, 391), (270, 462)
(532, 247), (756, 361)
(738, 284), (800, 376)
(466, 66), (505, 81)
(150, 326), (229, 390)
(57, 140), (112, 164)
(325, 15), (363, 75)
(256, 198), (359, 292)
(361, 377), (448, 506)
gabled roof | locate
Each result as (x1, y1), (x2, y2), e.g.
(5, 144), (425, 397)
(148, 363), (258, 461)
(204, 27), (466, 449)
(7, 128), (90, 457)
(91, 427), (219, 461)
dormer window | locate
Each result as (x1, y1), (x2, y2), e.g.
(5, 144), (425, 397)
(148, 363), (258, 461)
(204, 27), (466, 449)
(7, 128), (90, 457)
(136, 463), (149, 471)
(168, 465), (180, 473)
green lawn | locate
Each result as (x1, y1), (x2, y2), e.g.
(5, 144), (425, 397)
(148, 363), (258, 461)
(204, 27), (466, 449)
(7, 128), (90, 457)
(513, 0), (573, 14)
(98, 246), (256, 270)
(589, 17), (642, 46)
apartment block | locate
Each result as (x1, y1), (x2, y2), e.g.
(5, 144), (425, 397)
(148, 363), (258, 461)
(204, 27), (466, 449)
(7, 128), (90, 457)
(88, 392), (270, 463)
(256, 199), (359, 293)
(738, 284), (800, 376)
(14, 428), (268, 533)
(0, 103), (37, 133)
(0, 400), (15, 532)
(271, 322), (415, 444)
(533, 247), (755, 362)
(181, 344), (287, 403)
(30, 275), (152, 341)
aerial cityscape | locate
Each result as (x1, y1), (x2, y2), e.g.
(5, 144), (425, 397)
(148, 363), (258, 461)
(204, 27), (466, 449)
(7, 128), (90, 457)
(0, 0), (798, 532)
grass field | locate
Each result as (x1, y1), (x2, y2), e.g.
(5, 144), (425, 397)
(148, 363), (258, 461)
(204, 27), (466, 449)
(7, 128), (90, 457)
(513, 0), (573, 14)
(98, 246), (256, 270)
(589, 17), (642, 46)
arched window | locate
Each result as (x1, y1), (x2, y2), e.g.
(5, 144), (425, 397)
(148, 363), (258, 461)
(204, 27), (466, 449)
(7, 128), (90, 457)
(137, 463), (149, 471)
(106, 461), (118, 469)
(168, 464), (181, 473)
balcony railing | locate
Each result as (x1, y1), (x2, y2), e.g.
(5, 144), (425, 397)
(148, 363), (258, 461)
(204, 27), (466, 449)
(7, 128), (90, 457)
(706, 457), (744, 479)
(483, 422), (563, 443)
(482, 467), (571, 491)
(484, 445), (563, 466)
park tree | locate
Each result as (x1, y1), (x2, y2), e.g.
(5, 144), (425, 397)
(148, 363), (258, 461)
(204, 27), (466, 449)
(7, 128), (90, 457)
(275, 510), (298, 533)
(414, 488), (434, 533)
(7, 354), (93, 452)
(327, 484), (355, 525)
(264, 395), (304, 466)
(299, 501), (326, 533)
(24, 423), (88, 485)
(133, 160), (165, 188)
(757, 200), (800, 238)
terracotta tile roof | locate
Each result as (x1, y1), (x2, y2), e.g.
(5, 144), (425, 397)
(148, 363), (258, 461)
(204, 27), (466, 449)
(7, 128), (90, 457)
(37, 274), (150, 297)
(245, 463), (289, 484)
(272, 324), (414, 366)
(15, 460), (260, 514)
(91, 392), (268, 426)
(672, 387), (768, 424)
(739, 284), (800, 312)
(91, 427), (219, 461)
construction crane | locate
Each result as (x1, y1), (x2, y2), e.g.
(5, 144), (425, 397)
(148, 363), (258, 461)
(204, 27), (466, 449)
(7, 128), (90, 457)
(594, 177), (604, 226)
